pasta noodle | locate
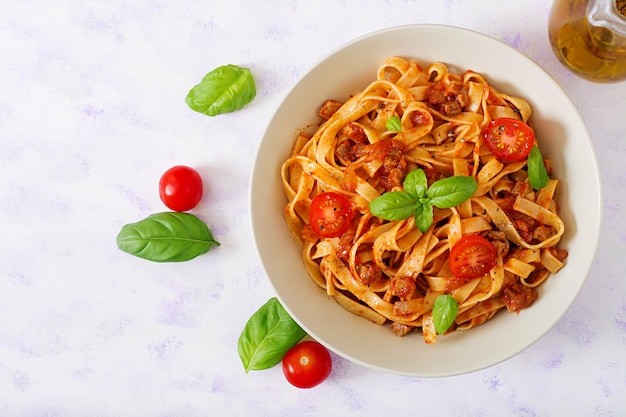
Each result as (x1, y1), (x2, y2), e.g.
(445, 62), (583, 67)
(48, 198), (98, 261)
(280, 57), (568, 343)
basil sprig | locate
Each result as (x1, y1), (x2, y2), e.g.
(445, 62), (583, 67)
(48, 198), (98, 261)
(186, 64), (256, 116)
(386, 116), (402, 132)
(527, 146), (549, 190)
(433, 294), (459, 335)
(369, 169), (477, 232)
(238, 297), (306, 373)
(116, 212), (220, 262)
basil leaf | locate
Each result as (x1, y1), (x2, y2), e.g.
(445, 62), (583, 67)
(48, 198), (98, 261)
(238, 297), (306, 373)
(116, 212), (220, 262)
(403, 169), (428, 200)
(427, 176), (477, 208)
(414, 200), (433, 233)
(369, 191), (416, 221)
(185, 64), (256, 116)
(528, 146), (549, 190)
(432, 294), (458, 335)
(386, 116), (402, 132)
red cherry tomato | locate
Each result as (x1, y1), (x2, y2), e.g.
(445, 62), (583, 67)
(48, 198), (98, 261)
(158, 165), (203, 212)
(309, 192), (353, 238)
(482, 118), (535, 162)
(449, 235), (497, 280)
(282, 341), (332, 389)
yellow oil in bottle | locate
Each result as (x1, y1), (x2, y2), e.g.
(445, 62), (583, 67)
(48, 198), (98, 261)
(548, 0), (626, 82)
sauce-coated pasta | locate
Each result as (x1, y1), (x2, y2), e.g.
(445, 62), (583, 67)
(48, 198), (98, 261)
(281, 57), (568, 343)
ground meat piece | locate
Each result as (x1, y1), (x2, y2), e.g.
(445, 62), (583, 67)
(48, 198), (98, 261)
(513, 215), (540, 243)
(496, 193), (540, 243)
(546, 247), (568, 262)
(391, 322), (413, 337)
(356, 262), (382, 287)
(503, 282), (537, 313)
(341, 123), (368, 142)
(390, 275), (416, 300)
(335, 141), (356, 163)
(318, 99), (343, 120)
(441, 100), (462, 115)
(425, 80), (470, 116)
(533, 225), (555, 242)
(363, 139), (407, 191)
(483, 230), (510, 258)
(455, 86), (471, 108)
(335, 123), (368, 163)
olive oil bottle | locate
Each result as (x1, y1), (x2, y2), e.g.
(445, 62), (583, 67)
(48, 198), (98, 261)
(548, 0), (626, 82)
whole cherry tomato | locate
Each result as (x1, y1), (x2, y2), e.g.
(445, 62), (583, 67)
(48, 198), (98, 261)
(159, 165), (203, 212)
(282, 341), (332, 389)
(482, 118), (535, 162)
(309, 192), (353, 238)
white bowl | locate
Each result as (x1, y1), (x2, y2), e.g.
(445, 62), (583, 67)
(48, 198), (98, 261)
(250, 25), (602, 377)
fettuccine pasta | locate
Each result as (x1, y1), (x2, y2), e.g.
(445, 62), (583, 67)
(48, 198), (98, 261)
(281, 57), (568, 343)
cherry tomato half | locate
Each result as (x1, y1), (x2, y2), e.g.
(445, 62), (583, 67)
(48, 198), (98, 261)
(482, 118), (535, 162)
(158, 165), (203, 212)
(282, 341), (332, 389)
(449, 235), (497, 280)
(309, 192), (353, 238)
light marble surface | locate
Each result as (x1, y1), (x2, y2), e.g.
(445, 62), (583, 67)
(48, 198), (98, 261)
(1, 1), (625, 415)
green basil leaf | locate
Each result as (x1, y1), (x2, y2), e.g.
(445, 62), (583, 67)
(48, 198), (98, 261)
(385, 116), (402, 132)
(403, 169), (428, 200)
(238, 297), (306, 373)
(185, 64), (256, 116)
(369, 191), (416, 221)
(432, 294), (458, 335)
(414, 200), (433, 233)
(427, 176), (477, 208)
(116, 212), (220, 262)
(528, 146), (549, 190)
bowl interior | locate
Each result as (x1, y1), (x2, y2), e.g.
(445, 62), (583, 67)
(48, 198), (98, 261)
(250, 25), (602, 377)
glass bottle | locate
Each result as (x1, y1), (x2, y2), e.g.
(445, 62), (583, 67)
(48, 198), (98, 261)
(548, 0), (626, 82)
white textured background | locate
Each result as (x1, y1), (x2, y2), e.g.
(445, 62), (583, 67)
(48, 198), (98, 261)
(1, 1), (625, 415)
